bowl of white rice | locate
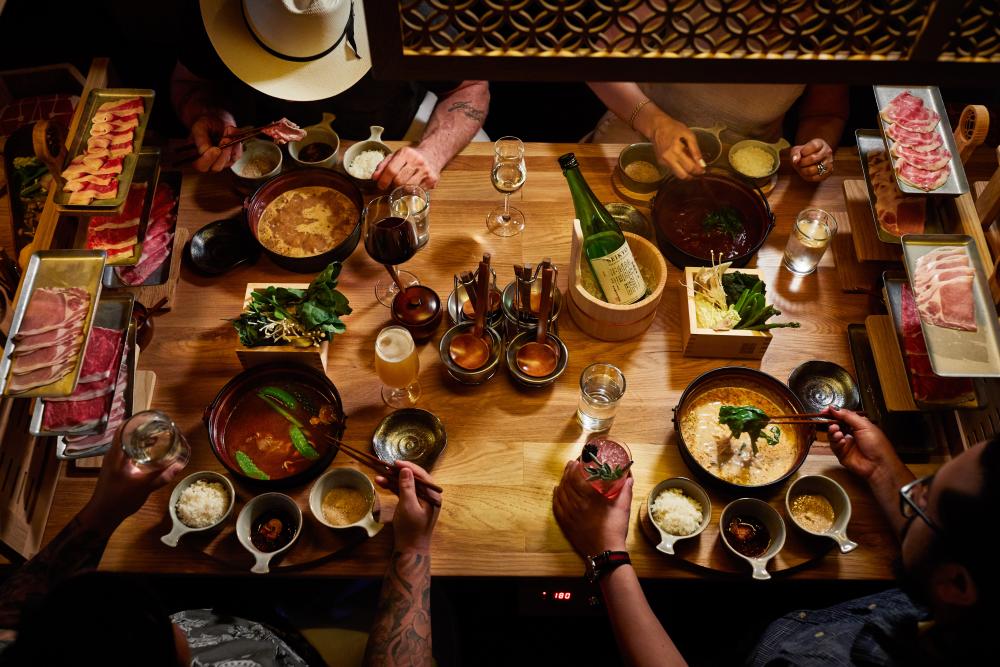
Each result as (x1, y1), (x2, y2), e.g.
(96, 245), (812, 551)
(646, 477), (711, 555)
(161, 471), (235, 547)
(343, 125), (392, 187)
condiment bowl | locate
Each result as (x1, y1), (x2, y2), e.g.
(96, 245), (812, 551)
(236, 492), (302, 574)
(617, 142), (668, 193)
(308, 468), (383, 537)
(372, 408), (447, 470)
(391, 284), (443, 343)
(161, 471), (235, 547)
(689, 123), (725, 165)
(289, 114), (340, 169)
(727, 138), (789, 186)
(343, 125), (392, 189)
(720, 498), (786, 580)
(438, 321), (503, 385)
(785, 475), (857, 554)
(788, 361), (861, 418)
(505, 329), (569, 388)
(188, 216), (261, 276)
(646, 477), (711, 555)
(231, 139), (282, 189)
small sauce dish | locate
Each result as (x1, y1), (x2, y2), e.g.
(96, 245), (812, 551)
(646, 477), (711, 555)
(785, 475), (858, 554)
(231, 139), (282, 190)
(236, 492), (302, 574)
(289, 113), (340, 169)
(343, 125), (392, 188)
(727, 138), (789, 187)
(720, 498), (786, 580)
(617, 142), (668, 193)
(308, 468), (383, 537)
(161, 471), (235, 547)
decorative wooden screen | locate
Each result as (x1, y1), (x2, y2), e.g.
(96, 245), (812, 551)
(365, 0), (1000, 83)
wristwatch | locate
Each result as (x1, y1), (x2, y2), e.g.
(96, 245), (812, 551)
(585, 550), (631, 584)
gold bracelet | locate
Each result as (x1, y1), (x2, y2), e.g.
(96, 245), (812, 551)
(628, 98), (652, 131)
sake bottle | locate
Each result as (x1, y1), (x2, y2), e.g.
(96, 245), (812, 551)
(558, 153), (645, 305)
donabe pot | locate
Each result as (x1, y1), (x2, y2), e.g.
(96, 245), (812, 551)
(672, 366), (814, 493)
(651, 171), (775, 269)
(244, 168), (363, 273)
(204, 363), (347, 488)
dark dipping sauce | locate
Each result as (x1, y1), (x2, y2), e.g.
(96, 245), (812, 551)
(663, 196), (755, 261)
(299, 142), (334, 162)
(251, 508), (296, 552)
(725, 515), (771, 558)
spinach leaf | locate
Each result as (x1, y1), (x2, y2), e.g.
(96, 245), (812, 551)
(718, 405), (782, 455)
(722, 271), (763, 306)
(702, 206), (744, 240)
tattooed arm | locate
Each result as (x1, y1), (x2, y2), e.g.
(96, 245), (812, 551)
(374, 80), (490, 190)
(364, 462), (442, 667)
(0, 443), (183, 636)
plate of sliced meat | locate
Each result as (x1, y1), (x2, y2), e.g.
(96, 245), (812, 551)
(856, 130), (946, 244)
(55, 88), (154, 212)
(30, 293), (133, 437)
(0, 250), (106, 397)
(103, 171), (181, 288)
(901, 235), (1000, 378)
(874, 86), (968, 195)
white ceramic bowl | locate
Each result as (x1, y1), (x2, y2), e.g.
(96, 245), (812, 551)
(231, 139), (282, 183)
(289, 126), (340, 169)
(786, 475), (858, 554)
(161, 471), (235, 547)
(719, 498), (786, 580)
(646, 477), (711, 555)
(308, 468), (383, 537)
(343, 125), (392, 187)
(236, 492), (303, 574)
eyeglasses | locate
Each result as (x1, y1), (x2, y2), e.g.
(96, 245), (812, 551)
(899, 474), (944, 536)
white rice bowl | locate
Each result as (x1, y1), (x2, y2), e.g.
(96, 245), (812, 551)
(176, 479), (230, 528)
(650, 487), (704, 536)
(347, 149), (388, 179)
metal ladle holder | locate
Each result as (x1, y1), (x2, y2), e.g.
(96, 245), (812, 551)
(452, 265), (503, 328)
(506, 261), (560, 339)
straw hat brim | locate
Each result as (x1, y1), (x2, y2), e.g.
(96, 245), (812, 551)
(199, 0), (371, 102)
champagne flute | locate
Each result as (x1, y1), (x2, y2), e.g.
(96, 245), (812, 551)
(486, 136), (526, 237)
(363, 195), (420, 306)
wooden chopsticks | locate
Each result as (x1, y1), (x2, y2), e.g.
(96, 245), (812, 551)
(321, 435), (442, 507)
(172, 121), (283, 159)
(768, 411), (865, 425)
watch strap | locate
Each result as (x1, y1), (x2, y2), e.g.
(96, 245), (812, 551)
(586, 550), (631, 583)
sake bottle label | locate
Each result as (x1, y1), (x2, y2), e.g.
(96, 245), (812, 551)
(590, 242), (645, 305)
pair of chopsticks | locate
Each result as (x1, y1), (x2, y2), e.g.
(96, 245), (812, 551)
(768, 411), (866, 425)
(172, 121), (283, 162)
(321, 435), (442, 508)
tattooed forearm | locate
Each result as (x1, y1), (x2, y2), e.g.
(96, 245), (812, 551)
(447, 101), (486, 122)
(0, 515), (110, 629)
(364, 550), (432, 667)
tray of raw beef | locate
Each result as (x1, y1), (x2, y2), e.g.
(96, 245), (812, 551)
(900, 235), (1000, 377)
(102, 170), (181, 287)
(55, 88), (154, 211)
(0, 250), (106, 397)
(30, 293), (133, 437)
(56, 321), (136, 459)
(75, 149), (160, 267)
(874, 86), (968, 195)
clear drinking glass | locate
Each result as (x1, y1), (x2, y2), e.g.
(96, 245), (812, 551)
(363, 195), (420, 306)
(375, 326), (421, 408)
(486, 136), (526, 237)
(120, 410), (191, 469)
(783, 208), (837, 275)
(391, 184), (431, 249)
(576, 363), (626, 431)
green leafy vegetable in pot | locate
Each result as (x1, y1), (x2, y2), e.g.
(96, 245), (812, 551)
(701, 206), (744, 240)
(233, 261), (352, 347)
(718, 405), (781, 455)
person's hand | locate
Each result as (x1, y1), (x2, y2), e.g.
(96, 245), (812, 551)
(376, 461), (441, 554)
(80, 438), (186, 534)
(191, 110), (243, 173)
(552, 460), (632, 557)
(825, 407), (906, 481)
(373, 146), (441, 191)
(646, 111), (704, 180)
(790, 138), (834, 182)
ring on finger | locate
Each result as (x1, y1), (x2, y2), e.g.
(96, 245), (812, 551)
(816, 162), (828, 176)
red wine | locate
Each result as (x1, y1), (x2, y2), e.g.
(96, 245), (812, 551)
(365, 216), (417, 265)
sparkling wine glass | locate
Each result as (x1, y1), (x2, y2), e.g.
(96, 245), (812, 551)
(486, 136), (526, 237)
(363, 195), (420, 306)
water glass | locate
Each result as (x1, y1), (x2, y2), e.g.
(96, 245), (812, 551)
(391, 184), (430, 249)
(783, 208), (836, 275)
(120, 410), (191, 469)
(576, 363), (626, 431)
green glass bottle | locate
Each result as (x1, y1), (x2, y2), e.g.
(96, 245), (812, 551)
(558, 153), (645, 305)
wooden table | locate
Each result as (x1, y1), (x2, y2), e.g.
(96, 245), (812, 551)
(25, 143), (987, 579)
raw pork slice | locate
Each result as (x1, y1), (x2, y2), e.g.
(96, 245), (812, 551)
(880, 91), (941, 133)
(11, 325), (83, 354)
(15, 287), (89, 337)
(911, 248), (977, 331)
(896, 161), (949, 192)
(9, 343), (77, 375)
(885, 124), (942, 152)
(6, 364), (73, 394)
(866, 150), (926, 236)
(44, 376), (115, 402)
(891, 144), (951, 171)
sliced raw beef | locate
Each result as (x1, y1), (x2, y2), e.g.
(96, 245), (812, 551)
(64, 174), (115, 193)
(44, 376), (115, 401)
(116, 235), (173, 285)
(885, 124), (942, 152)
(880, 91), (941, 133)
(62, 361), (130, 451)
(41, 394), (109, 432)
(114, 181), (178, 286)
(262, 118), (306, 143)
(77, 327), (124, 383)
(896, 161), (949, 192)
(97, 96), (144, 114)
(891, 144), (951, 171)
(15, 287), (89, 337)
(900, 283), (975, 403)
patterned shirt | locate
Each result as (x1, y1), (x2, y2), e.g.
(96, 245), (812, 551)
(171, 609), (308, 667)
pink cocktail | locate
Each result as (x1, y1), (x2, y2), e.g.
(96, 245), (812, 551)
(579, 437), (632, 499)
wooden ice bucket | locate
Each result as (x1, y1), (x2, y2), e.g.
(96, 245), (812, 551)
(567, 219), (668, 341)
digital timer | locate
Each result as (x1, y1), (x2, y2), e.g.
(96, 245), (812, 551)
(520, 582), (601, 615)
(542, 591), (573, 601)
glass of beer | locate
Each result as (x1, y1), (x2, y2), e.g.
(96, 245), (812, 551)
(783, 208), (836, 275)
(375, 326), (421, 408)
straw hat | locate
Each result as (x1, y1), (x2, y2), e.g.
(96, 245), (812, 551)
(199, 0), (370, 102)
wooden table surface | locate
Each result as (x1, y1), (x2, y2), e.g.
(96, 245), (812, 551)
(22, 142), (995, 579)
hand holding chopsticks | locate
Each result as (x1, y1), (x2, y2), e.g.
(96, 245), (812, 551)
(768, 411), (866, 425)
(321, 435), (442, 508)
